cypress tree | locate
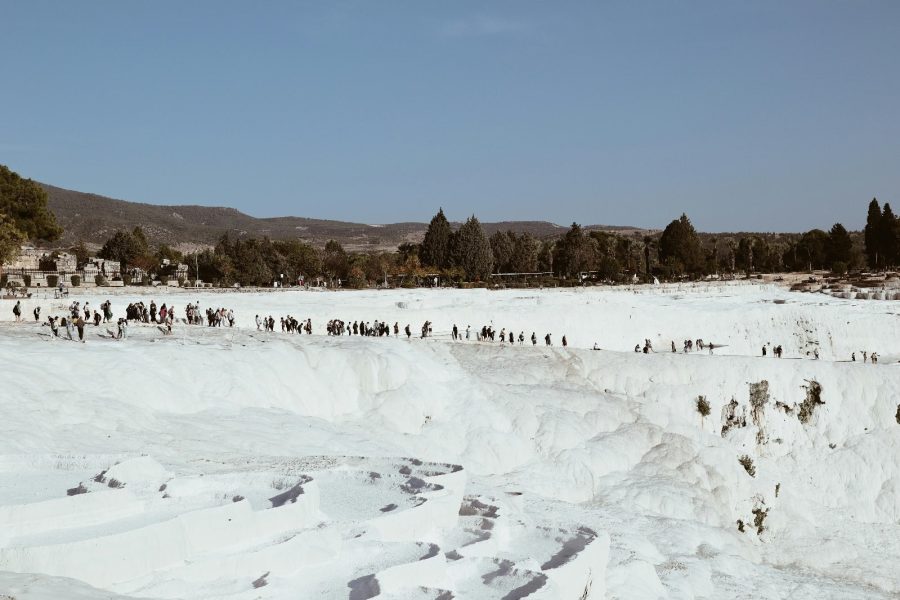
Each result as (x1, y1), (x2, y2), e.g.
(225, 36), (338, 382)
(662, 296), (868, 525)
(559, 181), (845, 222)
(864, 198), (882, 268)
(510, 233), (539, 273)
(489, 230), (514, 273)
(880, 203), (899, 267)
(452, 216), (493, 281)
(420, 208), (452, 269)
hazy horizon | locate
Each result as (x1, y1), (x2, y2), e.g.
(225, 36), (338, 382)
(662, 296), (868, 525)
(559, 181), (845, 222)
(3, 1), (899, 233)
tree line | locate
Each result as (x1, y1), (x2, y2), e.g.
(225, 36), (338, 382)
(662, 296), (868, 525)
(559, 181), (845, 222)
(3, 164), (900, 287)
(45, 200), (900, 287)
(411, 203), (898, 282)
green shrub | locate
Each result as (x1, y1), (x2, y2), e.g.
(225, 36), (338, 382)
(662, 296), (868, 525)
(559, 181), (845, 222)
(798, 380), (823, 424)
(696, 395), (711, 418)
(752, 507), (768, 534)
(46, 274), (59, 288)
(738, 455), (756, 477)
(71, 275), (81, 287)
(95, 274), (107, 286)
(23, 274), (31, 287)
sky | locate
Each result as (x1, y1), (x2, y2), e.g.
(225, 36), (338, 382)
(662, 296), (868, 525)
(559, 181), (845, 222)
(2, 1), (899, 232)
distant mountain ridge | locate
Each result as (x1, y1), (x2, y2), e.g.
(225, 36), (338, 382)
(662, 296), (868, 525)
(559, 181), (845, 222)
(41, 183), (647, 251)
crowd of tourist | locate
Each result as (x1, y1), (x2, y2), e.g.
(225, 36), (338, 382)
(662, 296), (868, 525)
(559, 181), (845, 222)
(5, 297), (887, 362)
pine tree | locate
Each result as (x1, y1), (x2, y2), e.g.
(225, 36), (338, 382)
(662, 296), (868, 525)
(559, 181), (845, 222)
(537, 241), (554, 272)
(735, 237), (753, 273)
(420, 208), (452, 269)
(323, 239), (349, 281)
(751, 237), (770, 272)
(864, 198), (882, 269)
(553, 223), (593, 278)
(0, 213), (25, 269)
(795, 229), (829, 271)
(452, 216), (493, 281)
(99, 230), (145, 272)
(0, 165), (62, 242)
(658, 213), (703, 275)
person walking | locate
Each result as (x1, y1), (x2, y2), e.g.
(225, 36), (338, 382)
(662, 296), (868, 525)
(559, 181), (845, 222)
(13, 300), (22, 322)
(74, 316), (85, 342)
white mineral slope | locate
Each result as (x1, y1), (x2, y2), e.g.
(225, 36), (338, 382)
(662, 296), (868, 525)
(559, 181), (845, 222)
(0, 286), (898, 599)
(5, 281), (900, 359)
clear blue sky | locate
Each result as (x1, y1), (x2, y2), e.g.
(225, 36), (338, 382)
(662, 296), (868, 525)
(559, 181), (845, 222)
(2, 1), (898, 232)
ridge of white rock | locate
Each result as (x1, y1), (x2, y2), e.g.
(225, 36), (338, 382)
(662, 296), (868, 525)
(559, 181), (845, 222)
(0, 284), (898, 598)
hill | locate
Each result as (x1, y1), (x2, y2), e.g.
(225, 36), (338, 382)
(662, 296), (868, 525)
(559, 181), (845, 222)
(41, 183), (647, 251)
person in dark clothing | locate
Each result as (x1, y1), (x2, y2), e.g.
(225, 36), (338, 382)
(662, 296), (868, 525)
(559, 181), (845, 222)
(33, 306), (41, 321)
(75, 316), (86, 342)
(562, 335), (567, 347)
(531, 332), (537, 346)
(545, 334), (551, 346)
(405, 324), (411, 339)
